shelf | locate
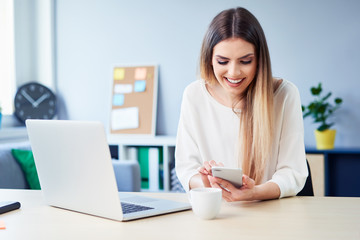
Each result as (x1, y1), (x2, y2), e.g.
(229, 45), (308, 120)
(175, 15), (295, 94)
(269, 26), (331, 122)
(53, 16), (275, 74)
(107, 135), (176, 146)
(306, 148), (360, 197)
(0, 127), (28, 143)
(306, 148), (360, 155)
(108, 135), (177, 192)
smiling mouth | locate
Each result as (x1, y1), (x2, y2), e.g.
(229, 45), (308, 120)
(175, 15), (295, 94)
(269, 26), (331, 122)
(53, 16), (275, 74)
(225, 77), (245, 84)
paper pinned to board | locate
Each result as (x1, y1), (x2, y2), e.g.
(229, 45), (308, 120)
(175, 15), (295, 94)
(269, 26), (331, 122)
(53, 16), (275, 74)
(112, 94), (125, 106)
(111, 107), (139, 130)
(134, 68), (147, 80)
(114, 84), (133, 94)
(134, 80), (146, 92)
(113, 68), (125, 80)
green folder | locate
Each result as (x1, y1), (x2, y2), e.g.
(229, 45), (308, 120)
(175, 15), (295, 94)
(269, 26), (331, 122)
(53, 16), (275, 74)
(137, 147), (149, 189)
(158, 147), (164, 190)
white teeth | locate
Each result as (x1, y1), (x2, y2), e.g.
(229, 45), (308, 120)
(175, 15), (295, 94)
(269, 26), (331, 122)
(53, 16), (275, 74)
(226, 77), (243, 84)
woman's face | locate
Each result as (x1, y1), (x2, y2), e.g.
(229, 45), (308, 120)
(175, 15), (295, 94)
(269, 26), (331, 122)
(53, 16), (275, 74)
(212, 38), (257, 99)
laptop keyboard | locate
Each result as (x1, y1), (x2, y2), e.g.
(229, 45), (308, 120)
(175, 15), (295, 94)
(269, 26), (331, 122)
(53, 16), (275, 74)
(121, 202), (154, 214)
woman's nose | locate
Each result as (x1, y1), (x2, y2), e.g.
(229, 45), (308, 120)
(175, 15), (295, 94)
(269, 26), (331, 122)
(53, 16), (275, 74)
(228, 63), (241, 77)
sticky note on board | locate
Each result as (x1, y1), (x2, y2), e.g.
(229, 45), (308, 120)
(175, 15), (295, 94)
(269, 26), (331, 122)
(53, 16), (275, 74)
(113, 94), (125, 106)
(111, 107), (139, 130)
(134, 80), (146, 92)
(114, 84), (133, 94)
(114, 68), (125, 80)
(134, 68), (147, 80)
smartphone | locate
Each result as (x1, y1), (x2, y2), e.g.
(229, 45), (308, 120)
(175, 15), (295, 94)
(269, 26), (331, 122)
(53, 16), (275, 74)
(211, 167), (243, 188)
(0, 201), (21, 214)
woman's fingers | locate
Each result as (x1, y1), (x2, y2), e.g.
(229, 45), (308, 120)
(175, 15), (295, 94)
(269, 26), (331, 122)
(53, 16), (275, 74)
(205, 160), (225, 175)
(242, 175), (255, 189)
(209, 176), (236, 192)
(203, 161), (212, 174)
(198, 161), (227, 188)
(201, 174), (211, 187)
(197, 166), (208, 175)
(209, 160), (217, 166)
(198, 161), (230, 189)
(216, 177), (237, 191)
(209, 160), (224, 167)
(207, 174), (257, 202)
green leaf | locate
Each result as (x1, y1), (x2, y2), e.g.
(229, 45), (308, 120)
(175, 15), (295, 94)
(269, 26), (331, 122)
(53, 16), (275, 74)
(318, 123), (331, 131)
(308, 102), (316, 111)
(335, 98), (343, 104)
(318, 105), (326, 114)
(314, 116), (325, 123)
(311, 87), (321, 96)
(321, 92), (332, 102)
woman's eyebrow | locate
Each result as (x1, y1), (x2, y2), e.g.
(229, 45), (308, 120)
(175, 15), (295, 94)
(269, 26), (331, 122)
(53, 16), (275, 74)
(215, 53), (254, 60)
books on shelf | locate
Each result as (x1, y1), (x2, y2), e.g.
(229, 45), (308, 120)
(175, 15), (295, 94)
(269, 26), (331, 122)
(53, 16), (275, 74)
(126, 147), (137, 161)
(136, 147), (163, 191)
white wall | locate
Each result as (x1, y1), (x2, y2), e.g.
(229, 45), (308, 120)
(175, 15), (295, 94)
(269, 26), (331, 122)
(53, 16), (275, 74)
(14, 0), (55, 89)
(1, 0), (56, 128)
(55, 0), (360, 148)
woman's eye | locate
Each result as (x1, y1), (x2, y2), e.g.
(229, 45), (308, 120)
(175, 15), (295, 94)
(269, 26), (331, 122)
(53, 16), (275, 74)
(217, 61), (228, 65)
(241, 60), (252, 65)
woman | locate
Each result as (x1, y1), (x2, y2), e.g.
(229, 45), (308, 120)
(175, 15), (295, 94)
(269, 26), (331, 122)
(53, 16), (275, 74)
(175, 7), (307, 201)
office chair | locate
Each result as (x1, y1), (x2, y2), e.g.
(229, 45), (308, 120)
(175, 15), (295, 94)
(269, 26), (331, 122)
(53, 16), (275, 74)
(297, 160), (314, 196)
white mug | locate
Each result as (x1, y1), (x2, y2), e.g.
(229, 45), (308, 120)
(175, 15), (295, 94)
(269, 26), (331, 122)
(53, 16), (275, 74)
(189, 188), (222, 220)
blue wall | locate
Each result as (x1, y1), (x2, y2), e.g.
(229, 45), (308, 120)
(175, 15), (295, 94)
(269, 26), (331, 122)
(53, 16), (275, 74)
(55, 0), (360, 148)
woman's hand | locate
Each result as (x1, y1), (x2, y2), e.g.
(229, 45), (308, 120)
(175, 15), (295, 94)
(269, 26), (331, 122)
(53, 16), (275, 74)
(208, 174), (256, 201)
(197, 160), (224, 188)
(195, 161), (279, 201)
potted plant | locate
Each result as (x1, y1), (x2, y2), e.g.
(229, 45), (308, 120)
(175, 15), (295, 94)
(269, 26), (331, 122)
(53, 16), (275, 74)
(302, 83), (343, 150)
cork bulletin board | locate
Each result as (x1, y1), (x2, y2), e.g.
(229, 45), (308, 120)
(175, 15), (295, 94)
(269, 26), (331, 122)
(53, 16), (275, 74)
(110, 65), (158, 136)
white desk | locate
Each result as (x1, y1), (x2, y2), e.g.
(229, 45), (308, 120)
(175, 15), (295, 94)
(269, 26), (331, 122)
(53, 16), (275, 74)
(1, 189), (360, 240)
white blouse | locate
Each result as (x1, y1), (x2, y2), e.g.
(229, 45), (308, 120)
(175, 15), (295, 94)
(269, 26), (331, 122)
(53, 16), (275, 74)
(175, 79), (308, 198)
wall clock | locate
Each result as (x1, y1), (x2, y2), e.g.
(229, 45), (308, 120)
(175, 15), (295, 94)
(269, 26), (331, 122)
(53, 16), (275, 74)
(14, 82), (57, 123)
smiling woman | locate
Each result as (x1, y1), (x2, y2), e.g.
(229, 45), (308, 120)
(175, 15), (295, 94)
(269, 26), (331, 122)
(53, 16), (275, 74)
(209, 38), (257, 107)
(175, 7), (308, 202)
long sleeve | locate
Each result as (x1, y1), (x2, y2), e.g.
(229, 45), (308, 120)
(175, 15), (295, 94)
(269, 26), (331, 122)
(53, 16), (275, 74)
(267, 81), (308, 198)
(175, 87), (202, 192)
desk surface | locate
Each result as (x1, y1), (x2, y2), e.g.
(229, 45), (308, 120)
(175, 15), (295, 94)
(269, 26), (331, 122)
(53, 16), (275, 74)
(1, 189), (359, 240)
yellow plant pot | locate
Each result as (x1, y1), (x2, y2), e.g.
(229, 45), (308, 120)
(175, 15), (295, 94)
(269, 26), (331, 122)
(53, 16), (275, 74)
(314, 129), (336, 150)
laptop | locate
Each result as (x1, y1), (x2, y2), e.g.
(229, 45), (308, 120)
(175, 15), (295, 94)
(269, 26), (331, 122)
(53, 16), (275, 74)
(26, 119), (191, 221)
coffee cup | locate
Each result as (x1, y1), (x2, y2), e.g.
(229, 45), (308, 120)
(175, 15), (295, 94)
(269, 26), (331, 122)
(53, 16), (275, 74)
(189, 188), (222, 220)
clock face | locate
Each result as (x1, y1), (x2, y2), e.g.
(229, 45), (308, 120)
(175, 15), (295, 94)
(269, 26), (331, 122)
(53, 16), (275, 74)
(14, 82), (57, 123)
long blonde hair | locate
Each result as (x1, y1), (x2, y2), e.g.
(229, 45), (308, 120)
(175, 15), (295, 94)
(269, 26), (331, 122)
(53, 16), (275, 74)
(200, 7), (274, 184)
